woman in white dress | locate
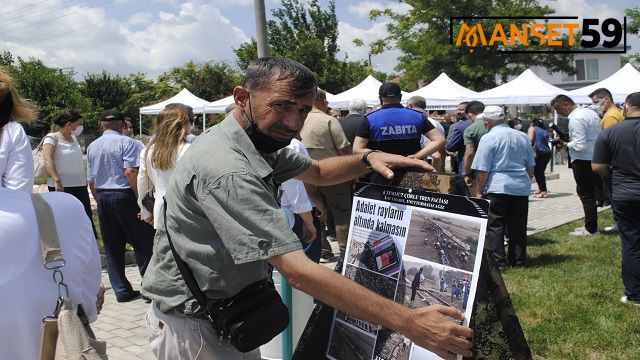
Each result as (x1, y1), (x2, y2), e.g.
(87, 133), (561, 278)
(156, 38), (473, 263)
(42, 109), (97, 236)
(0, 68), (37, 192)
(137, 105), (193, 228)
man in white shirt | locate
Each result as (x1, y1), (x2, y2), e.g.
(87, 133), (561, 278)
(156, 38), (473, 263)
(551, 95), (602, 235)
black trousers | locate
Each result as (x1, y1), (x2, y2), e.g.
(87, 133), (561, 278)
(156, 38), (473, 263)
(612, 200), (640, 302)
(486, 193), (529, 268)
(533, 151), (552, 192)
(571, 160), (599, 233)
(49, 185), (97, 237)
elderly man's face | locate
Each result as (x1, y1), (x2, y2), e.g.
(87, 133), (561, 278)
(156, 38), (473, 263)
(238, 82), (315, 142)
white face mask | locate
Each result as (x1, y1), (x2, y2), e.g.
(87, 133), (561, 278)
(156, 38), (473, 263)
(594, 100), (605, 116)
(514, 124), (523, 130)
(72, 125), (83, 136)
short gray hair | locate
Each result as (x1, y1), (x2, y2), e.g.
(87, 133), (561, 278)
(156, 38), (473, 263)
(407, 96), (426, 110)
(349, 98), (367, 114)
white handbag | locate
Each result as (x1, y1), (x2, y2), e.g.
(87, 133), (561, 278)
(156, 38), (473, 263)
(33, 134), (56, 179)
(32, 194), (107, 360)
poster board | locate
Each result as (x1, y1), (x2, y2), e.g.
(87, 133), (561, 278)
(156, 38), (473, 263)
(326, 182), (489, 360)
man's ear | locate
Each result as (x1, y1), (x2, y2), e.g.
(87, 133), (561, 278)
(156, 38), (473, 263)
(233, 86), (249, 110)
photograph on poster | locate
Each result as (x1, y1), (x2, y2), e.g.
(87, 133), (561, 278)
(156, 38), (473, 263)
(336, 310), (381, 336)
(347, 232), (404, 278)
(396, 256), (473, 313)
(344, 264), (399, 301)
(405, 209), (481, 272)
(373, 327), (413, 360)
(327, 319), (377, 360)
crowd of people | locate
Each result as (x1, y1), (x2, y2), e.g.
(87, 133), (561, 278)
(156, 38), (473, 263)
(1, 55), (639, 360)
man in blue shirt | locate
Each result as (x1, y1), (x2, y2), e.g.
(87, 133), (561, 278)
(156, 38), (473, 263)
(446, 102), (472, 174)
(353, 82), (444, 159)
(87, 110), (155, 302)
(472, 106), (535, 271)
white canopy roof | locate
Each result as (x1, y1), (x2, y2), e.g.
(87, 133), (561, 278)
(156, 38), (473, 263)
(205, 95), (235, 113)
(205, 91), (338, 113)
(139, 88), (213, 114)
(328, 75), (406, 109)
(568, 63), (640, 104)
(476, 69), (569, 105)
(405, 73), (479, 108)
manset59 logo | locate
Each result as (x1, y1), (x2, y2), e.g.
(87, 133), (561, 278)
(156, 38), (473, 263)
(450, 16), (627, 53)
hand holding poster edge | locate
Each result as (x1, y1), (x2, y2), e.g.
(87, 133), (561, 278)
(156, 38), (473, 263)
(365, 151), (436, 179)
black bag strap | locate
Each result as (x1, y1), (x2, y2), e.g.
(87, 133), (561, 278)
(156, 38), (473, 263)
(163, 199), (214, 320)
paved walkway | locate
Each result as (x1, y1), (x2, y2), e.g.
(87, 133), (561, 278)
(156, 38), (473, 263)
(92, 164), (597, 359)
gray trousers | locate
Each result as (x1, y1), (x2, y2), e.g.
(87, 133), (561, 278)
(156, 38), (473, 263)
(146, 302), (261, 360)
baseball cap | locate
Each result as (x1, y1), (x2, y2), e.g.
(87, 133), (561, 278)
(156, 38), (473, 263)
(379, 82), (402, 97)
(481, 106), (504, 121)
(100, 109), (125, 122)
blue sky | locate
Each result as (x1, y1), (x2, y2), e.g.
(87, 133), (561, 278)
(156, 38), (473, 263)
(0, 0), (637, 79)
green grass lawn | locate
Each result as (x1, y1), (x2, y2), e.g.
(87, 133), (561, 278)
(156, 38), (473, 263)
(504, 210), (640, 359)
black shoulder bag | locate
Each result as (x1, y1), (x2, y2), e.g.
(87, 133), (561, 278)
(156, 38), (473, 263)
(163, 200), (290, 353)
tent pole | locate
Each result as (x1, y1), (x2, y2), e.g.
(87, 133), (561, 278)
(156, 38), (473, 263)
(202, 113), (206, 132)
(139, 113), (143, 137)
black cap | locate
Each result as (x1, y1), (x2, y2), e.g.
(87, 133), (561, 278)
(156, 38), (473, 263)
(100, 109), (125, 122)
(379, 82), (401, 97)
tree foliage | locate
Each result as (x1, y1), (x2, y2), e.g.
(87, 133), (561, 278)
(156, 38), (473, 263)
(234, 0), (387, 93)
(624, 6), (640, 68)
(82, 71), (132, 112)
(0, 50), (241, 137)
(158, 61), (241, 102)
(2, 56), (93, 136)
(371, 0), (576, 91)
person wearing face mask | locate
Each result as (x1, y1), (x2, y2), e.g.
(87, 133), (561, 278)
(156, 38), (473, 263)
(589, 88), (623, 230)
(589, 88), (623, 130)
(141, 58), (473, 360)
(508, 118), (523, 131)
(42, 109), (97, 237)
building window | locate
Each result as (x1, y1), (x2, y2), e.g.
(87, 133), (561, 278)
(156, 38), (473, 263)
(561, 59), (599, 82)
(586, 59), (599, 80)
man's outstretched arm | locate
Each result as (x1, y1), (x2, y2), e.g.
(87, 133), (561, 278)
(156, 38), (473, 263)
(296, 151), (435, 186)
(269, 250), (473, 360)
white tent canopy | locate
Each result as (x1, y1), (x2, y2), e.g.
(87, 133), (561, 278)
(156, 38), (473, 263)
(329, 75), (393, 109)
(205, 91), (338, 114)
(139, 89), (213, 115)
(405, 73), (479, 108)
(205, 95), (235, 113)
(568, 63), (640, 104)
(476, 69), (569, 105)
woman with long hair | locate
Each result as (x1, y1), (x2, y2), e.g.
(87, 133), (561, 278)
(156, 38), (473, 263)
(137, 105), (193, 228)
(528, 118), (552, 198)
(0, 68), (37, 192)
(42, 109), (97, 236)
